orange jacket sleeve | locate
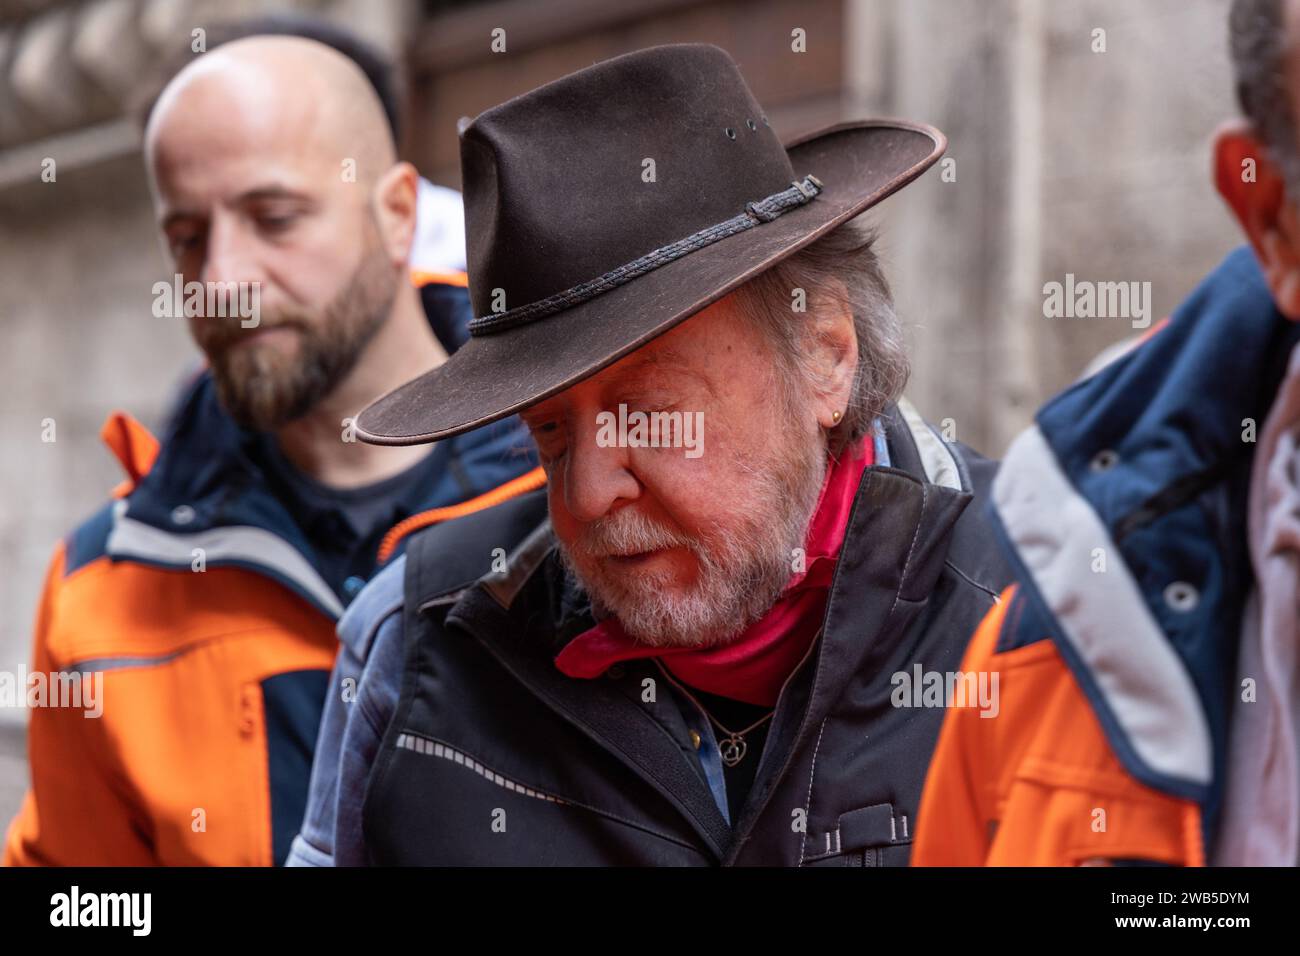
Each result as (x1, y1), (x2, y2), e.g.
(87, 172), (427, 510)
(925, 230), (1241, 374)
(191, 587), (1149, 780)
(913, 584), (1204, 867)
(3, 544), (155, 866)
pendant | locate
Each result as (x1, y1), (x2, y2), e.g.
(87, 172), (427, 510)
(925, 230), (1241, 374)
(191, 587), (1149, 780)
(719, 733), (747, 767)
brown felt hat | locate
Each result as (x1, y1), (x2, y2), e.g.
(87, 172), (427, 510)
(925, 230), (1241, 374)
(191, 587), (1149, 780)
(356, 43), (945, 445)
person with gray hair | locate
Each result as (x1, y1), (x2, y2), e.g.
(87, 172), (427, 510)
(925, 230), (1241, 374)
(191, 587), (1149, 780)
(290, 44), (1012, 867)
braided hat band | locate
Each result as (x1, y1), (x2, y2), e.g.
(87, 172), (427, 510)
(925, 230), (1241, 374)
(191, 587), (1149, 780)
(467, 174), (824, 337)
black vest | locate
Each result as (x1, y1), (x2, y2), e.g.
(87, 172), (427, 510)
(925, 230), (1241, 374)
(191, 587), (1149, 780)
(362, 405), (1012, 865)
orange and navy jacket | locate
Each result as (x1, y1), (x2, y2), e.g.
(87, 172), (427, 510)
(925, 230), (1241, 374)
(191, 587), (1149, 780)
(3, 272), (543, 866)
(914, 247), (1300, 866)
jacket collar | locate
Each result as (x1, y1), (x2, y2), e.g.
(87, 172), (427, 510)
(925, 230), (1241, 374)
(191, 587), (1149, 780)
(725, 403), (972, 853)
(108, 370), (528, 619)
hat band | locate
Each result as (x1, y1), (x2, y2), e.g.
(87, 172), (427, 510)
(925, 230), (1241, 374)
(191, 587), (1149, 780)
(467, 174), (824, 336)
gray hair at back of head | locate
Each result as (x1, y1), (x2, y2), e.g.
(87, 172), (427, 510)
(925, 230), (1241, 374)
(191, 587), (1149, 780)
(1230, 0), (1300, 196)
(731, 219), (908, 457)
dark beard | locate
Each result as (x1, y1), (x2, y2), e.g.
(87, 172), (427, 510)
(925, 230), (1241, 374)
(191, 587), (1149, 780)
(203, 234), (397, 431)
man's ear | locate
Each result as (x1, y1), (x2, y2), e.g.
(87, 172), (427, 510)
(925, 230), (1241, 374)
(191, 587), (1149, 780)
(1214, 120), (1300, 319)
(810, 281), (858, 429)
(372, 161), (420, 267)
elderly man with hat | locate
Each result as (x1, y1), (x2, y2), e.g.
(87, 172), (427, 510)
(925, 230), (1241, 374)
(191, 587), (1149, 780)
(289, 44), (1011, 867)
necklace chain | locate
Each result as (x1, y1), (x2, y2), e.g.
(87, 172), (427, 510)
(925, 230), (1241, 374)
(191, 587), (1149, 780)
(650, 659), (774, 767)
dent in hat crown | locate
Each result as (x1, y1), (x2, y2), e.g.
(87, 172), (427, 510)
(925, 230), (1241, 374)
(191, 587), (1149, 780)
(458, 44), (798, 319)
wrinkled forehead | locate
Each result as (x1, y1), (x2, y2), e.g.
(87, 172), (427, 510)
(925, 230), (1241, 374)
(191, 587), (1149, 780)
(524, 295), (760, 413)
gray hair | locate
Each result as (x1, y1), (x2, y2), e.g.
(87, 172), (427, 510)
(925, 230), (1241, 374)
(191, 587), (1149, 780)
(731, 219), (908, 457)
(1230, 0), (1300, 196)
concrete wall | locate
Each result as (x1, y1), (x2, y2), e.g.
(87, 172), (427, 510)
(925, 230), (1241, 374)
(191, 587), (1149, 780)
(861, 0), (1240, 454)
(0, 152), (193, 685)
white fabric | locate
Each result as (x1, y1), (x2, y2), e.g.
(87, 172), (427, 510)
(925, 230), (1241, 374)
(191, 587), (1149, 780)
(896, 397), (961, 490)
(1217, 343), (1300, 866)
(410, 178), (466, 274)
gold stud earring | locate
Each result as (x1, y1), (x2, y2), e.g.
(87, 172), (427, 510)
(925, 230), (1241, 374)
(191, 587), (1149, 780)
(831, 410), (842, 425)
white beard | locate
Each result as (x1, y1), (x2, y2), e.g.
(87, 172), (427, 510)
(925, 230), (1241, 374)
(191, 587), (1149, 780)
(558, 435), (827, 649)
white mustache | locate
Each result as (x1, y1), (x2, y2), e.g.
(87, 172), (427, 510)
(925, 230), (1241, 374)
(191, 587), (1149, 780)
(572, 510), (692, 559)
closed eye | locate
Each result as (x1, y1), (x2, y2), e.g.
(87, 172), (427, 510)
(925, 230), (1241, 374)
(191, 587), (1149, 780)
(256, 213), (299, 234)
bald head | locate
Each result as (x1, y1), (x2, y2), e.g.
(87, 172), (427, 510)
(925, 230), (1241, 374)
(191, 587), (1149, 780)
(146, 36), (395, 189)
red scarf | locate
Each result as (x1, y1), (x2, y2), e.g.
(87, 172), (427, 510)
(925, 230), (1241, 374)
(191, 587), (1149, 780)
(553, 435), (873, 706)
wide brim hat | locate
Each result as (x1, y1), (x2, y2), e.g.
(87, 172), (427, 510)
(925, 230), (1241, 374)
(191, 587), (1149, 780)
(357, 43), (945, 445)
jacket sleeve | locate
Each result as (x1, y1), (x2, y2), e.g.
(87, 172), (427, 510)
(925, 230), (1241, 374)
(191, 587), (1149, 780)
(287, 556), (406, 867)
(912, 583), (1204, 867)
(285, 637), (363, 867)
(910, 587), (1012, 866)
(4, 544), (155, 866)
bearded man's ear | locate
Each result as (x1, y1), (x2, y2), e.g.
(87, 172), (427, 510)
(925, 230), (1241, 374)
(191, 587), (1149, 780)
(373, 161), (420, 267)
(1214, 120), (1300, 319)
(810, 280), (858, 429)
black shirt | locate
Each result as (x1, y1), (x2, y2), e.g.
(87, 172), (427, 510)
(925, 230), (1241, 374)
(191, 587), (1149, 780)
(252, 435), (440, 603)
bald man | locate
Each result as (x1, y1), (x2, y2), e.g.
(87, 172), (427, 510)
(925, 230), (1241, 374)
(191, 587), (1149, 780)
(3, 37), (539, 866)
